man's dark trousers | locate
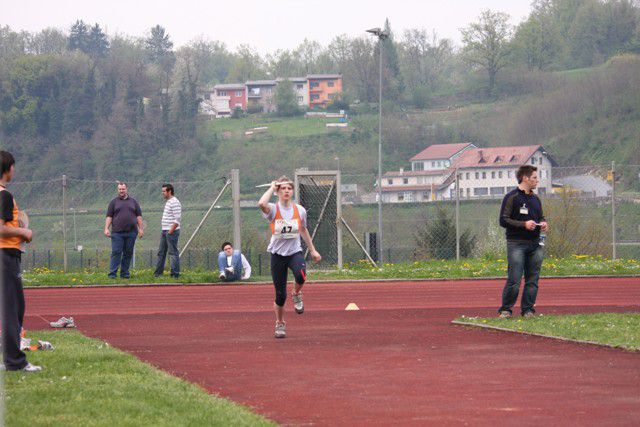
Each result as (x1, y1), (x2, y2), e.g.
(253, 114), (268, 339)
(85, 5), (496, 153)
(154, 230), (180, 277)
(1, 250), (27, 370)
(109, 231), (137, 278)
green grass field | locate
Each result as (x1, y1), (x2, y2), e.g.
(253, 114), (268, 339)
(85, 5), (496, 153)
(455, 313), (640, 351)
(4, 331), (273, 426)
(20, 256), (640, 287)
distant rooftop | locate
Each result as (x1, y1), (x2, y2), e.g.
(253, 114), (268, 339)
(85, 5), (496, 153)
(410, 143), (475, 161)
(307, 74), (342, 79)
(246, 80), (276, 86)
(214, 83), (245, 90)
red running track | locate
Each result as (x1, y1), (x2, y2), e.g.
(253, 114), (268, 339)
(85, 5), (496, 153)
(24, 277), (640, 426)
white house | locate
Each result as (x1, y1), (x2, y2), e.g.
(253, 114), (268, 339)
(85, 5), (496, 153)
(381, 144), (557, 203)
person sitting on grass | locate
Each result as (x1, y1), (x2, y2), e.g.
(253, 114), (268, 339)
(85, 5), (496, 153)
(218, 241), (251, 282)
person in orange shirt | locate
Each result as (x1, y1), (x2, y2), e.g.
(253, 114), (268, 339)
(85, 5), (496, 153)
(0, 151), (41, 372)
(258, 176), (321, 338)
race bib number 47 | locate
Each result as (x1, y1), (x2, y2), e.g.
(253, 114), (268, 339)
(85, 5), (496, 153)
(274, 218), (299, 239)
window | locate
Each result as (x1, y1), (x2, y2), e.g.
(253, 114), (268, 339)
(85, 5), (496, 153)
(432, 161), (436, 167)
(490, 187), (505, 196)
(531, 157), (536, 165)
(250, 88), (260, 95)
(482, 172), (486, 179)
(328, 81), (334, 87)
(475, 172), (480, 179)
(508, 171), (512, 178)
(474, 187), (488, 196)
(387, 179), (393, 185)
(404, 192), (414, 202)
(466, 173), (470, 180)
(437, 161), (441, 167)
(311, 94), (320, 100)
(398, 193), (404, 201)
(423, 191), (431, 200)
(235, 91), (242, 97)
(459, 173), (463, 181)
(491, 171), (495, 179)
(218, 91), (227, 96)
(297, 96), (303, 103)
(328, 93), (335, 100)
(498, 171), (503, 179)
(413, 162), (424, 171)
(296, 84), (303, 90)
(403, 178), (409, 184)
(539, 157), (543, 164)
(310, 81), (319, 88)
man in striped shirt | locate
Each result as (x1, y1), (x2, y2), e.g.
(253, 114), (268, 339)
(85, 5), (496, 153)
(154, 184), (181, 278)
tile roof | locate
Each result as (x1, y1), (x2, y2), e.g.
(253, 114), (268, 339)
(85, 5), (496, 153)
(307, 74), (342, 79)
(410, 143), (475, 161)
(245, 80), (276, 86)
(452, 145), (557, 168)
(214, 83), (245, 90)
(384, 170), (447, 177)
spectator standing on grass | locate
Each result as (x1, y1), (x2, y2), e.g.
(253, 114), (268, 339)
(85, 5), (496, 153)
(218, 241), (251, 282)
(0, 151), (41, 371)
(154, 184), (181, 278)
(104, 182), (144, 279)
(498, 165), (548, 318)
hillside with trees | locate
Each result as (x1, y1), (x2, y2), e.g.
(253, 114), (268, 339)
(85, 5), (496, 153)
(1, 0), (639, 189)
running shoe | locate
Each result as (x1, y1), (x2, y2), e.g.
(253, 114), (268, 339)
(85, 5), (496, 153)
(292, 292), (304, 314)
(21, 363), (43, 372)
(274, 322), (286, 339)
(50, 317), (76, 328)
(522, 311), (535, 318)
(498, 311), (512, 319)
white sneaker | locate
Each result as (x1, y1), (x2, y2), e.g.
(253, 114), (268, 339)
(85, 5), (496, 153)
(274, 322), (286, 339)
(50, 316), (75, 328)
(292, 292), (304, 314)
(20, 337), (31, 351)
(22, 363), (43, 372)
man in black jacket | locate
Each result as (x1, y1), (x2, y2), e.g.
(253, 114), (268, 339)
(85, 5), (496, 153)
(498, 165), (548, 318)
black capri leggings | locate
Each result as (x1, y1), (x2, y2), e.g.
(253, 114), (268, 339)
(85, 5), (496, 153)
(270, 251), (307, 307)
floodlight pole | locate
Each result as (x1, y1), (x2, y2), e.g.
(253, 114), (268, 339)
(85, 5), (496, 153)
(367, 27), (388, 263)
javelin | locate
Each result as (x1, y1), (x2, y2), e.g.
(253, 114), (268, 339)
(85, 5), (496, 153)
(255, 181), (293, 188)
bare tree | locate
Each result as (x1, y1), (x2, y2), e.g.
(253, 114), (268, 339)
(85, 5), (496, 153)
(460, 10), (513, 96)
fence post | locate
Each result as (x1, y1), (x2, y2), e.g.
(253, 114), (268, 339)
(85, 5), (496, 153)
(96, 248), (99, 269)
(62, 174), (68, 272)
(80, 249), (83, 269)
(455, 168), (460, 261)
(47, 249), (51, 269)
(258, 253), (262, 276)
(232, 169), (242, 252)
(32, 250), (35, 269)
(336, 169), (343, 269)
(611, 161), (616, 260)
(149, 249), (153, 267)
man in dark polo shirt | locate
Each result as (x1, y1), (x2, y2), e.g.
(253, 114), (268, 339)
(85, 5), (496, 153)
(0, 151), (42, 372)
(104, 182), (144, 279)
(498, 165), (548, 318)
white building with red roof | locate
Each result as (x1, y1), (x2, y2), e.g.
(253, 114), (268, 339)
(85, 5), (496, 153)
(381, 143), (556, 203)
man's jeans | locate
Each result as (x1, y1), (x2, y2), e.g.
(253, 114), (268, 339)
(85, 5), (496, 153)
(499, 241), (544, 314)
(155, 230), (180, 277)
(217, 252), (241, 281)
(109, 231), (137, 278)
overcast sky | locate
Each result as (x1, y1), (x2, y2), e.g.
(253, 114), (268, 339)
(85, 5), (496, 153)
(4, 0), (533, 53)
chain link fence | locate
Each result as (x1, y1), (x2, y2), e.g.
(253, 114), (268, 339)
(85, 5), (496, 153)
(9, 163), (640, 273)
